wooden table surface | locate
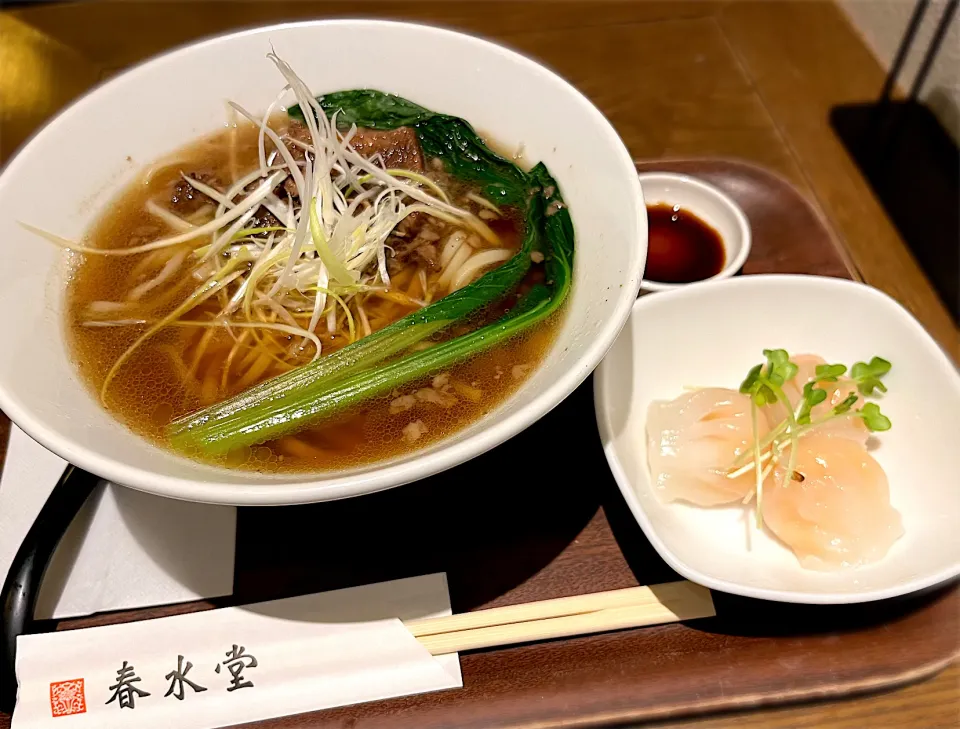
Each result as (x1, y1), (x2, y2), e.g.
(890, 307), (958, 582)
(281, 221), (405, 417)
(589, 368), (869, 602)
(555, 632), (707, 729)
(1, 1), (957, 727)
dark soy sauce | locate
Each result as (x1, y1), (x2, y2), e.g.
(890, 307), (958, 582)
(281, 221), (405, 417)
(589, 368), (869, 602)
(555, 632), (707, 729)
(645, 204), (726, 283)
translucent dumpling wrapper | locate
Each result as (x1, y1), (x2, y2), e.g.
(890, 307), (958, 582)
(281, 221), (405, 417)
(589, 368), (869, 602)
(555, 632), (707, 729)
(647, 388), (769, 506)
(762, 434), (903, 570)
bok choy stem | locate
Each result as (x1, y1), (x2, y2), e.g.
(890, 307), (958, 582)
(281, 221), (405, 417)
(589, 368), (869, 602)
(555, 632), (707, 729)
(170, 281), (559, 453)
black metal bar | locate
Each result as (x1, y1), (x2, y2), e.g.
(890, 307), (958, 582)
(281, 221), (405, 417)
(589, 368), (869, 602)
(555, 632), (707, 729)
(0, 466), (100, 713)
(908, 0), (959, 99)
(879, 0), (931, 103)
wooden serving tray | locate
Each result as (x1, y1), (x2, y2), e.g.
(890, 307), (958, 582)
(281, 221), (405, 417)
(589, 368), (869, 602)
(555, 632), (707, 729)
(2, 160), (957, 729)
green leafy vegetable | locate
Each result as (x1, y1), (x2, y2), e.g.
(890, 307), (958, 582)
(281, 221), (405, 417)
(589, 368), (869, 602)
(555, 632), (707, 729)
(814, 363), (847, 382)
(168, 94), (572, 455)
(859, 402), (892, 431)
(832, 392), (859, 415)
(412, 115), (530, 205)
(796, 381), (827, 425)
(739, 364), (765, 402)
(851, 356), (892, 395)
(291, 89), (432, 128)
(763, 349), (799, 385)
(739, 349), (798, 407)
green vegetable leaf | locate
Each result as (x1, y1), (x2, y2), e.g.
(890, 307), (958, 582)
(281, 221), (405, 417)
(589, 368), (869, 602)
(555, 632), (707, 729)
(832, 392), (859, 416)
(814, 363), (847, 382)
(797, 381), (828, 425)
(739, 364), (762, 395)
(851, 356), (891, 395)
(859, 402), (892, 431)
(739, 364), (774, 406)
(531, 163), (574, 289)
(762, 349), (798, 386)
(413, 115), (530, 206)
(289, 89), (432, 129)
(741, 350), (798, 407)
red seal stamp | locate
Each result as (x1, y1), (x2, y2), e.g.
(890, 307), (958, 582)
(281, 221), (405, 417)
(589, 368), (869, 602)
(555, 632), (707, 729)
(49, 678), (86, 717)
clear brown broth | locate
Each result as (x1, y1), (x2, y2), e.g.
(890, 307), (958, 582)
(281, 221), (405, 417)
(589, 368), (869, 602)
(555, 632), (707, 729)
(66, 121), (562, 472)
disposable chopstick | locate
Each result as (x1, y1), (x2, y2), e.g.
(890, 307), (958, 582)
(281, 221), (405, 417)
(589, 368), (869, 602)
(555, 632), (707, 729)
(406, 580), (715, 655)
(405, 580), (706, 636)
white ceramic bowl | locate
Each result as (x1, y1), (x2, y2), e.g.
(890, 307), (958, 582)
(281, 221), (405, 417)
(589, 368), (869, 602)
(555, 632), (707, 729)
(0, 20), (646, 505)
(638, 172), (750, 293)
(595, 274), (960, 604)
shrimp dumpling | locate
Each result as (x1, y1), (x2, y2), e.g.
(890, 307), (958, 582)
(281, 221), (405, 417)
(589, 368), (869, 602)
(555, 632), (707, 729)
(647, 388), (769, 506)
(762, 434), (903, 570)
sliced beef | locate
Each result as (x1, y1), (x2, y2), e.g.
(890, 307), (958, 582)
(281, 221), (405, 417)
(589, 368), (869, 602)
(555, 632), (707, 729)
(169, 171), (290, 234)
(244, 178), (297, 233)
(388, 239), (439, 273)
(284, 120), (435, 260)
(286, 120), (426, 173)
(348, 127), (425, 172)
(414, 243), (439, 269)
(386, 221), (444, 274)
(392, 212), (425, 239)
(284, 120), (312, 162)
(170, 172), (220, 215)
(248, 207), (282, 232)
(282, 176), (300, 201)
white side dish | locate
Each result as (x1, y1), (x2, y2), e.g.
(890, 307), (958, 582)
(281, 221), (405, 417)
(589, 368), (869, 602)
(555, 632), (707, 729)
(595, 274), (960, 604)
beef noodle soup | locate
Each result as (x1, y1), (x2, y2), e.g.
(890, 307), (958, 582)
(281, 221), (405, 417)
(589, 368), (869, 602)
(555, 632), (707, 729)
(33, 53), (573, 473)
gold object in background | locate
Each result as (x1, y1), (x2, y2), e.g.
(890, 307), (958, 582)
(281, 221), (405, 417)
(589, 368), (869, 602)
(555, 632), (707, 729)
(0, 15), (103, 163)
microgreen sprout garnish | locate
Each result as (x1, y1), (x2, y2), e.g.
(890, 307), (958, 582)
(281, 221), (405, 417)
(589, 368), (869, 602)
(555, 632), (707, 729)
(814, 363), (847, 382)
(859, 402), (892, 431)
(797, 382), (827, 425)
(737, 349), (803, 527)
(833, 392), (859, 415)
(732, 349), (892, 528)
(851, 356), (892, 395)
(739, 349), (799, 405)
